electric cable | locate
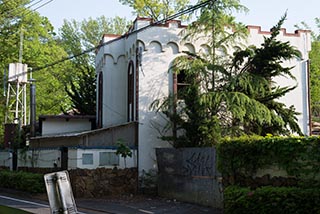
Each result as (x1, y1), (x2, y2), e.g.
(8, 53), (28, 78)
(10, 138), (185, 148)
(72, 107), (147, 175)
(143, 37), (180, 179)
(0, 0), (44, 18)
(31, 0), (215, 73)
(0, 0), (32, 17)
(24, 0), (53, 16)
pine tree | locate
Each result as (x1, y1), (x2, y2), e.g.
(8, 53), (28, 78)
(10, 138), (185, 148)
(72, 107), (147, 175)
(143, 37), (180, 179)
(229, 13), (303, 135)
(152, 8), (302, 147)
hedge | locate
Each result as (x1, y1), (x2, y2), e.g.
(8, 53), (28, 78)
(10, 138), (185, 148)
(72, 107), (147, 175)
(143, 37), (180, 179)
(224, 186), (320, 214)
(0, 170), (45, 193)
(217, 135), (320, 180)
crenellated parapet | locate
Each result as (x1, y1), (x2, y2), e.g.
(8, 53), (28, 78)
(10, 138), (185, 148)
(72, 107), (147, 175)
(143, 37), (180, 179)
(247, 25), (311, 37)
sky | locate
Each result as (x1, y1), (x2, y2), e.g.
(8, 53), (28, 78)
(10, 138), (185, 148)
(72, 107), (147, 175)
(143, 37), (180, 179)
(37, 0), (319, 33)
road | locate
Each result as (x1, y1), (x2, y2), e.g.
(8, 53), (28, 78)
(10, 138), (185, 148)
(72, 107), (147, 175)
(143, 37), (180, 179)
(0, 195), (51, 214)
(0, 190), (222, 214)
(0, 195), (108, 214)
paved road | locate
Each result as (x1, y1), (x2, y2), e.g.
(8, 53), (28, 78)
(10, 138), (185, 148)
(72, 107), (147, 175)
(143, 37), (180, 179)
(0, 195), (51, 214)
(0, 195), (104, 214)
(0, 191), (223, 214)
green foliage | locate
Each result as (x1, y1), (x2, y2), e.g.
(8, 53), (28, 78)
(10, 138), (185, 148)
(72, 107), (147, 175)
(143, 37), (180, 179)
(310, 41), (320, 118)
(188, 0), (248, 44)
(229, 13), (302, 135)
(0, 205), (32, 214)
(295, 19), (320, 120)
(224, 186), (320, 214)
(150, 0), (249, 147)
(152, 12), (302, 147)
(0, 170), (45, 193)
(217, 136), (320, 180)
(119, 0), (191, 21)
(0, 0), (69, 143)
(116, 139), (133, 159)
(116, 139), (132, 168)
(58, 16), (130, 115)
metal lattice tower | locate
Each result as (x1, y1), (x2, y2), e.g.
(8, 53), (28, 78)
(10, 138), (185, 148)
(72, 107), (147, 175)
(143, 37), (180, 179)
(5, 63), (28, 126)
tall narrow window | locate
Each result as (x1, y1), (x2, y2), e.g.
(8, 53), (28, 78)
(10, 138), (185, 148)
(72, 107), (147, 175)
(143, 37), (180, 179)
(173, 70), (190, 100)
(98, 72), (103, 128)
(128, 61), (134, 122)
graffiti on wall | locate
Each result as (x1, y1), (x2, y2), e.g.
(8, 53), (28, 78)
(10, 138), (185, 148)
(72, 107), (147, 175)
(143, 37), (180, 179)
(182, 149), (215, 177)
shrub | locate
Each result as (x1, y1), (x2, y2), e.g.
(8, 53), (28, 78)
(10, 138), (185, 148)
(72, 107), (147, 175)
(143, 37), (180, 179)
(224, 186), (320, 214)
(0, 170), (45, 193)
(217, 136), (320, 180)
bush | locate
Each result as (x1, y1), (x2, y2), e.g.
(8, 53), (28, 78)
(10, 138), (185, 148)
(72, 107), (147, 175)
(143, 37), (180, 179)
(0, 170), (45, 193)
(217, 136), (320, 179)
(224, 186), (320, 214)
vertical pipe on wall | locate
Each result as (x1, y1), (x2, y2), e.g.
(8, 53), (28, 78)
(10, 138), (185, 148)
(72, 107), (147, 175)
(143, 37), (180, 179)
(307, 59), (312, 135)
(30, 79), (36, 137)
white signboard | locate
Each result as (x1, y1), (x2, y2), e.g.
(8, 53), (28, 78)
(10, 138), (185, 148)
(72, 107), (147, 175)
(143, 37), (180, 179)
(44, 171), (77, 214)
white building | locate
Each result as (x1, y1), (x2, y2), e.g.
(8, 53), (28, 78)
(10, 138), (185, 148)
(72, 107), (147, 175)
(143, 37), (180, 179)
(96, 18), (311, 173)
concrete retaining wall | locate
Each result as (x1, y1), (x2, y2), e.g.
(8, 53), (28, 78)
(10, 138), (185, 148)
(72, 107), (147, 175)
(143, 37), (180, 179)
(156, 147), (223, 208)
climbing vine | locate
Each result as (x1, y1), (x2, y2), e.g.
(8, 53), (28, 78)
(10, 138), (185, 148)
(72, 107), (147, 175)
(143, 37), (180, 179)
(217, 135), (320, 179)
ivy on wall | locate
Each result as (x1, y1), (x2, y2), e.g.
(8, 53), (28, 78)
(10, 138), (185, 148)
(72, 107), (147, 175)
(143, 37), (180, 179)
(217, 135), (320, 181)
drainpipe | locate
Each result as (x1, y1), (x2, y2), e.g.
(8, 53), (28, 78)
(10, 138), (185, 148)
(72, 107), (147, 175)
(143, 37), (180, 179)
(307, 60), (312, 135)
(30, 79), (36, 137)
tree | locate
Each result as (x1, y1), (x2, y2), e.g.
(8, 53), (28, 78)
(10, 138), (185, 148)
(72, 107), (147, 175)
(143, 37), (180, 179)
(0, 0), (69, 143)
(58, 16), (130, 115)
(119, 0), (191, 21)
(152, 6), (302, 147)
(116, 139), (132, 168)
(229, 14), (302, 136)
(151, 0), (248, 147)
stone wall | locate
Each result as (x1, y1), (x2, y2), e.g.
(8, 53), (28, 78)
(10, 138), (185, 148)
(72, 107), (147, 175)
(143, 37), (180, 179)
(69, 167), (138, 198)
(17, 167), (138, 198)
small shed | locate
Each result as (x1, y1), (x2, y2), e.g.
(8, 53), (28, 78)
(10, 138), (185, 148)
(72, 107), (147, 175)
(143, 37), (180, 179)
(39, 115), (96, 136)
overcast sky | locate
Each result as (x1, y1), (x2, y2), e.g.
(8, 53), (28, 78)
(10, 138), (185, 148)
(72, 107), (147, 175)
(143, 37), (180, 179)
(37, 0), (319, 33)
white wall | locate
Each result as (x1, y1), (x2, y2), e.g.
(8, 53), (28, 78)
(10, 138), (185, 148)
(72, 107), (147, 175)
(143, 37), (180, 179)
(137, 25), (184, 172)
(0, 148), (137, 170)
(100, 37), (128, 127)
(96, 19), (311, 173)
(74, 148), (137, 169)
(17, 149), (61, 168)
(246, 27), (311, 134)
(103, 55), (127, 126)
(42, 118), (92, 136)
(0, 151), (10, 168)
(0, 149), (60, 169)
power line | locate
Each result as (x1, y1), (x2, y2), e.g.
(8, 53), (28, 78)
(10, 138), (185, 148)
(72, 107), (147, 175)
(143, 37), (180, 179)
(32, 0), (53, 11)
(31, 0), (214, 73)
(23, 0), (54, 17)
(0, 0), (42, 18)
(27, 0), (47, 10)
(0, 0), (54, 23)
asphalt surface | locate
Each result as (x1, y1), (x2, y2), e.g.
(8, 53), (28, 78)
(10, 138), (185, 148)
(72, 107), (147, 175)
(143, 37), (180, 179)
(0, 188), (223, 214)
(0, 195), (51, 214)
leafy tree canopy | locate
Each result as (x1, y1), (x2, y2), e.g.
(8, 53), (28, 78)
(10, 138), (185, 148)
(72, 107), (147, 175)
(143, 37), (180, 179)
(0, 0), (69, 143)
(119, 0), (191, 21)
(58, 16), (130, 115)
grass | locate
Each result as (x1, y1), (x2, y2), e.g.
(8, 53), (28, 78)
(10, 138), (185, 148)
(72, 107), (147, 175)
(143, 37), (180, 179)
(0, 205), (32, 214)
